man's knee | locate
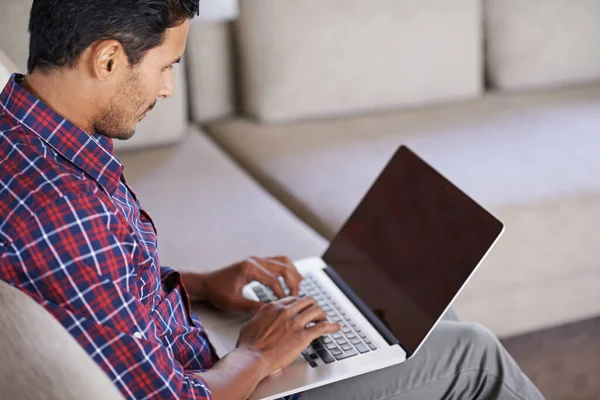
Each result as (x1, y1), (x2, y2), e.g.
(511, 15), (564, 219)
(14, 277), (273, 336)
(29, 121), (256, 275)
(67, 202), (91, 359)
(458, 322), (498, 344)
(454, 322), (503, 361)
(438, 322), (542, 399)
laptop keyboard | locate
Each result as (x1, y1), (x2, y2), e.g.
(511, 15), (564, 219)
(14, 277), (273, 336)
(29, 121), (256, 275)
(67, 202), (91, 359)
(251, 274), (378, 368)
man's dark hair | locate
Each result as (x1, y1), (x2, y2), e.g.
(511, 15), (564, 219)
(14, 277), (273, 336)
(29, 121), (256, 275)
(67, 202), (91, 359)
(27, 0), (199, 74)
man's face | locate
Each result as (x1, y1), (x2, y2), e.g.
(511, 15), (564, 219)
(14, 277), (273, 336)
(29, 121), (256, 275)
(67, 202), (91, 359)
(93, 20), (189, 140)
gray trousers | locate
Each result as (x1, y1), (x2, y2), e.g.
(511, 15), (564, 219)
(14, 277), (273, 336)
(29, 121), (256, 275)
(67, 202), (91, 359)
(303, 310), (545, 400)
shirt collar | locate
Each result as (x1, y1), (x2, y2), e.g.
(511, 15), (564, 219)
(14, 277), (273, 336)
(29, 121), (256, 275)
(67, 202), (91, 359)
(0, 73), (124, 196)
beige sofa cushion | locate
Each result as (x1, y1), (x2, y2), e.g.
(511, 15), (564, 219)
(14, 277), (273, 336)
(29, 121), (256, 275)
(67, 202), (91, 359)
(0, 49), (18, 87)
(486, 0), (600, 90)
(236, 0), (483, 123)
(197, 0), (239, 21)
(0, 0), (30, 71)
(207, 84), (600, 335)
(187, 22), (237, 123)
(0, 280), (125, 400)
(117, 127), (327, 272)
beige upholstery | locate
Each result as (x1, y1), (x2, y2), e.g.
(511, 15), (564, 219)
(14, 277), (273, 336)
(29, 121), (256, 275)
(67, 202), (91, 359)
(458, 194), (600, 336)
(236, 0), (483, 123)
(0, 49), (18, 87)
(187, 21), (237, 123)
(197, 0), (239, 22)
(0, 280), (125, 400)
(486, 0), (600, 90)
(207, 84), (600, 336)
(0, 0), (31, 71)
(116, 127), (328, 273)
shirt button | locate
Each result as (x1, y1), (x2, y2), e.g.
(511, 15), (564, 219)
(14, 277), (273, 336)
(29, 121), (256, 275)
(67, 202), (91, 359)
(133, 331), (144, 340)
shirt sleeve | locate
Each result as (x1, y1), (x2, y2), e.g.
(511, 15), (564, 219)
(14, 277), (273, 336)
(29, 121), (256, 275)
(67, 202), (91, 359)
(160, 265), (178, 279)
(0, 193), (213, 400)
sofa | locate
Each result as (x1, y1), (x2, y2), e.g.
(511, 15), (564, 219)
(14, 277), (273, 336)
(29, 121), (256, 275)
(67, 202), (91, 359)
(2, 0), (600, 397)
(143, 0), (600, 337)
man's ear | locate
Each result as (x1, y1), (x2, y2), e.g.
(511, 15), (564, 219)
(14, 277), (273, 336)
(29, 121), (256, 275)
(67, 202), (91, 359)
(91, 40), (126, 81)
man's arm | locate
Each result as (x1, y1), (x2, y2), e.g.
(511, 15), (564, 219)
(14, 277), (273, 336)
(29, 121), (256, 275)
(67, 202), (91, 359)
(1, 193), (214, 399)
(3, 192), (339, 400)
(197, 346), (269, 400)
(178, 256), (304, 314)
(178, 270), (208, 302)
(202, 297), (341, 400)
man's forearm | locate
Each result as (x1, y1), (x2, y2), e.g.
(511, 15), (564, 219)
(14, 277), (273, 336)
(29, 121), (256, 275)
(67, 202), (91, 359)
(197, 346), (269, 400)
(179, 271), (207, 302)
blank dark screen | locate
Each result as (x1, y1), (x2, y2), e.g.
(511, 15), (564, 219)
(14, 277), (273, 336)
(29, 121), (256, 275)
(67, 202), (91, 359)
(322, 146), (503, 356)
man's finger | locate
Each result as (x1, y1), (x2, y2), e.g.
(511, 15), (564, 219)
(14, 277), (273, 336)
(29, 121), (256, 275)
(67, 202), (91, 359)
(285, 296), (317, 316)
(295, 305), (327, 328)
(304, 321), (342, 343)
(273, 296), (299, 307)
(247, 258), (286, 298)
(266, 256), (303, 297)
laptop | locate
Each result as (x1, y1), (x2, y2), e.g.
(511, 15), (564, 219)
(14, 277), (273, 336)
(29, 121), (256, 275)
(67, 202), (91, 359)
(193, 145), (504, 400)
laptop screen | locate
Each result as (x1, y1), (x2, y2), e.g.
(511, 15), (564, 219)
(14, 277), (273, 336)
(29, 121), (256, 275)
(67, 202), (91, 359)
(322, 146), (503, 357)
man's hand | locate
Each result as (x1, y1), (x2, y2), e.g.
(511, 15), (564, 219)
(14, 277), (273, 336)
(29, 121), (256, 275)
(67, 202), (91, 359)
(197, 297), (341, 399)
(183, 256), (303, 315)
(237, 297), (341, 377)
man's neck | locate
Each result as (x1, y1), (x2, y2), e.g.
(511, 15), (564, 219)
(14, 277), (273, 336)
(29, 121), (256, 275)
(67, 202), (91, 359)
(20, 70), (96, 135)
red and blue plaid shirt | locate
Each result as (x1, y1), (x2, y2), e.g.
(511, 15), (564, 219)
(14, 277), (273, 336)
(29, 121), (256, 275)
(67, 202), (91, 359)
(0, 74), (299, 400)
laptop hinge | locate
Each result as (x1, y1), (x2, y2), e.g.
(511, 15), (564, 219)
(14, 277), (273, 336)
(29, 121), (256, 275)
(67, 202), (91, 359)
(323, 266), (402, 349)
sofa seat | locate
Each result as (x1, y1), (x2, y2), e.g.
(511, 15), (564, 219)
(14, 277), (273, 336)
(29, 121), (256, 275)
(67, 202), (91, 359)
(117, 127), (327, 273)
(207, 84), (600, 336)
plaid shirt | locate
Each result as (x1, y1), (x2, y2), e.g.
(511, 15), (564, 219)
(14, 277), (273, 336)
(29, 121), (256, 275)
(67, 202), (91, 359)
(0, 74), (301, 400)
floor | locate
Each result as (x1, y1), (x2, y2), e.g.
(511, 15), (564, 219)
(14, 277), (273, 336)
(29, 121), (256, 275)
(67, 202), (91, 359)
(501, 316), (600, 400)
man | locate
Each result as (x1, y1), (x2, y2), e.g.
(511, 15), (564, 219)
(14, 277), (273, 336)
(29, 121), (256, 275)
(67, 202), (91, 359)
(0, 1), (544, 399)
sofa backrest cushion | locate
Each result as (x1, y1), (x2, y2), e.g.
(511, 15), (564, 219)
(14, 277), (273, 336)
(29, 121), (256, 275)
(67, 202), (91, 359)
(187, 21), (238, 124)
(236, 0), (483, 123)
(0, 49), (18, 88)
(0, 280), (125, 400)
(486, 0), (600, 90)
(0, 0), (30, 72)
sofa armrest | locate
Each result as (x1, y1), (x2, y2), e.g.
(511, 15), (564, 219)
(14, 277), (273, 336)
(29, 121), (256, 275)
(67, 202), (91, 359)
(0, 281), (125, 400)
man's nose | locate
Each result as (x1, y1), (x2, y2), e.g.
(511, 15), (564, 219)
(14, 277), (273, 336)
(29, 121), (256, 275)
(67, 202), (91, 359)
(159, 70), (175, 98)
